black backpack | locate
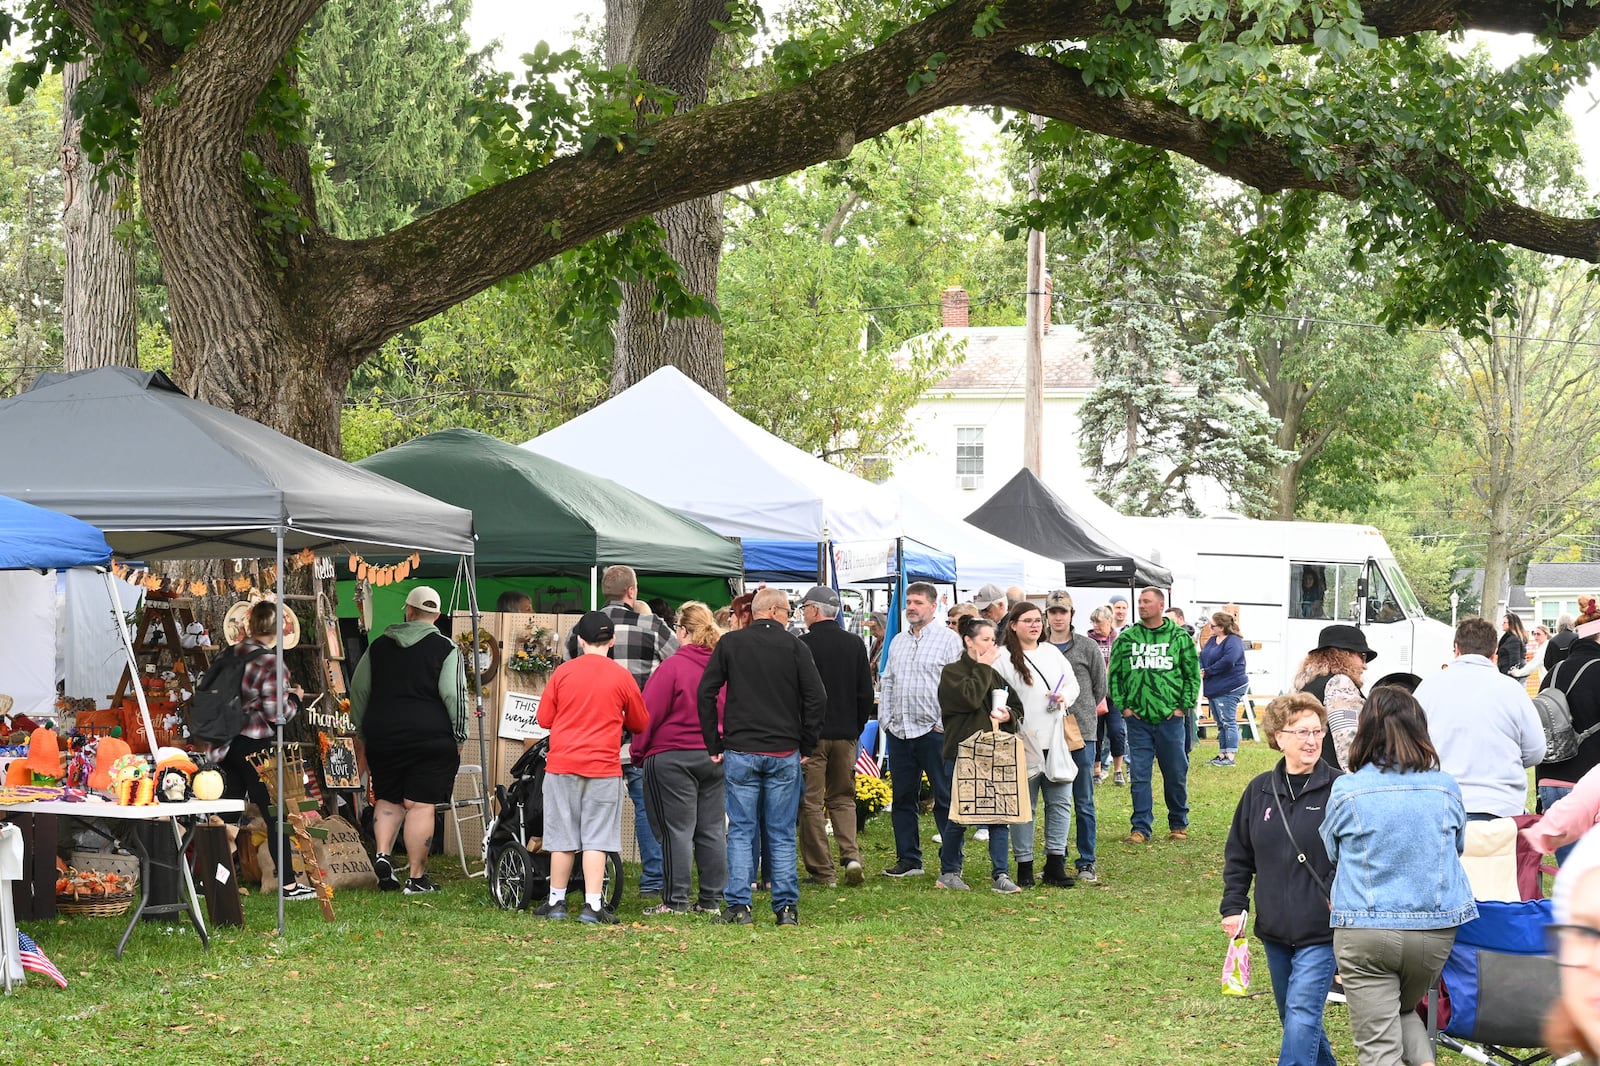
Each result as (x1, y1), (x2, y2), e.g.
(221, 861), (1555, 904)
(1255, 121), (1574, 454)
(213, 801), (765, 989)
(186, 644), (274, 744)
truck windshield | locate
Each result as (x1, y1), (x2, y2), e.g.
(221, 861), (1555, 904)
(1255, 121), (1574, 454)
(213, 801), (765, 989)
(1384, 562), (1424, 619)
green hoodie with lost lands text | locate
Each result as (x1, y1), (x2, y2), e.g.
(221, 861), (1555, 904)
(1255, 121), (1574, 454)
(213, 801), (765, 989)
(1107, 617), (1201, 724)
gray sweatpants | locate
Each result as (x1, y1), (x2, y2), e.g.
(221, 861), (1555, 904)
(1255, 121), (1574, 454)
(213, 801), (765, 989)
(641, 749), (727, 908)
(1333, 925), (1457, 1066)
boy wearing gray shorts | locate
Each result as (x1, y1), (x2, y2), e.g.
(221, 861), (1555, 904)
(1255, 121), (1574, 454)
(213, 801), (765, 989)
(535, 611), (650, 923)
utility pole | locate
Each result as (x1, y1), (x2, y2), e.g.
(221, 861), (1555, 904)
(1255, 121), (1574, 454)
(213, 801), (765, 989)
(1023, 114), (1046, 477)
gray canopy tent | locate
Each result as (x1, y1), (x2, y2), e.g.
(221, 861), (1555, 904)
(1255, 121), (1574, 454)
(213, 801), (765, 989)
(0, 367), (478, 932)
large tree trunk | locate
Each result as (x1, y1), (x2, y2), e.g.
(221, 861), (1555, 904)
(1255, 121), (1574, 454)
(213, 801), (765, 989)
(59, 60), (137, 371)
(606, 0), (727, 398)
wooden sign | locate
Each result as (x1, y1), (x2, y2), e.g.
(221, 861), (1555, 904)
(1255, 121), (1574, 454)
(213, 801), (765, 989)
(498, 691), (546, 742)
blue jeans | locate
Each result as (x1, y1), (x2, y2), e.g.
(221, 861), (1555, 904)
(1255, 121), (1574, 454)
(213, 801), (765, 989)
(939, 758), (1010, 877)
(1096, 709), (1126, 763)
(1013, 772), (1071, 862)
(625, 762), (663, 892)
(885, 729), (951, 867)
(1261, 939), (1339, 1066)
(1210, 684), (1249, 755)
(1071, 741), (1097, 869)
(722, 751), (802, 911)
(1125, 713), (1189, 836)
(1540, 784), (1577, 865)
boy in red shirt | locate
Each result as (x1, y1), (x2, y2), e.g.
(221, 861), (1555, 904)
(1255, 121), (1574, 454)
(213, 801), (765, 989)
(535, 611), (649, 923)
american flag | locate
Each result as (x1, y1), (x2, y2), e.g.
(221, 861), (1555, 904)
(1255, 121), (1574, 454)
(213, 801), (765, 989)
(855, 745), (880, 778)
(18, 931), (66, 988)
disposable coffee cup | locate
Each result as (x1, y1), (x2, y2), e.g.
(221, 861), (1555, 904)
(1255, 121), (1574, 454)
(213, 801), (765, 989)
(991, 689), (1007, 712)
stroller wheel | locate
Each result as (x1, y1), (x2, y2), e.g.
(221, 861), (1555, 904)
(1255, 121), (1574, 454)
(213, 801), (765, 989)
(489, 846), (536, 911)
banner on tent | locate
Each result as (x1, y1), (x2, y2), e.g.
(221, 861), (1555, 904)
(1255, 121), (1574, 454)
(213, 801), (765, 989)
(832, 540), (898, 585)
(499, 691), (546, 742)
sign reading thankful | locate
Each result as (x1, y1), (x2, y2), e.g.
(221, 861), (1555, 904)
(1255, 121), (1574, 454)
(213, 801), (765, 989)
(498, 691), (546, 742)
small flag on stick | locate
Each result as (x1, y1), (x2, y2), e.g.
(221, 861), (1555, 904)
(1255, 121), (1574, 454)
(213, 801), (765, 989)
(18, 931), (66, 988)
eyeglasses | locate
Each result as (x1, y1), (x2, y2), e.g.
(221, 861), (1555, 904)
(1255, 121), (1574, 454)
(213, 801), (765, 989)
(1276, 727), (1327, 741)
(1549, 924), (1600, 968)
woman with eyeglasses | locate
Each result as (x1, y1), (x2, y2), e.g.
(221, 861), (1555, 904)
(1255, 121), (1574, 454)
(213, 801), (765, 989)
(1220, 692), (1341, 1066)
(1546, 826), (1600, 1057)
(1319, 686), (1476, 1066)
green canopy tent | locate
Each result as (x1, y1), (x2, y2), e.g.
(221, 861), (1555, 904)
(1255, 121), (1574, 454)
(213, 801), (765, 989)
(348, 429), (743, 629)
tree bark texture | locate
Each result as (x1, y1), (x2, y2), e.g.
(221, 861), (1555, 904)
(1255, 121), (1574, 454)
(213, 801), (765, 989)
(606, 0), (727, 398)
(50, 0), (1600, 453)
(59, 59), (137, 372)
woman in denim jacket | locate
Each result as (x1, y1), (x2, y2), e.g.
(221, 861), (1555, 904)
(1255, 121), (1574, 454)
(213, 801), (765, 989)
(1319, 687), (1477, 1066)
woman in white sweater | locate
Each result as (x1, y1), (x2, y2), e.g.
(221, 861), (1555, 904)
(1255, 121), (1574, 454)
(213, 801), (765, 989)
(993, 601), (1080, 887)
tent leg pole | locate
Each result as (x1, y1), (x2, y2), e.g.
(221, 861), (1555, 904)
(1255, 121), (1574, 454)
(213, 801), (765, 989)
(590, 566), (597, 611)
(274, 527), (286, 937)
(101, 569), (159, 756)
(465, 557), (489, 845)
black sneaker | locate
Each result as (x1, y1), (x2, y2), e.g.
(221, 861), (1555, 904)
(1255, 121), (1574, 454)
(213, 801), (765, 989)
(402, 875), (440, 895)
(534, 899), (567, 920)
(716, 903), (754, 925)
(373, 853), (400, 892)
(883, 859), (925, 878)
(580, 903), (620, 925)
(281, 882), (319, 901)
(775, 905), (799, 927)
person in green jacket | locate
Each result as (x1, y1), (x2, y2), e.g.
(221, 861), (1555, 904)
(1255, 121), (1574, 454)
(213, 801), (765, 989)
(1108, 587), (1200, 844)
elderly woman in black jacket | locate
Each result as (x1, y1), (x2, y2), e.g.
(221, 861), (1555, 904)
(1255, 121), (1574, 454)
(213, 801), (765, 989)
(1220, 692), (1341, 1066)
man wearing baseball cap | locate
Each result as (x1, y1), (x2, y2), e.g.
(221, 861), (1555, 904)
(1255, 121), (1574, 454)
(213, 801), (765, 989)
(797, 585), (874, 887)
(349, 585), (467, 894)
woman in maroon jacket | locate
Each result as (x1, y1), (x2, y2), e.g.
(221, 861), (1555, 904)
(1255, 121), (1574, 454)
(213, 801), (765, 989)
(637, 601), (727, 915)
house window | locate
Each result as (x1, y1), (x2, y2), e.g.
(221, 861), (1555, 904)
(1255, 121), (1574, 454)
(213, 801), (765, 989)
(956, 427), (984, 483)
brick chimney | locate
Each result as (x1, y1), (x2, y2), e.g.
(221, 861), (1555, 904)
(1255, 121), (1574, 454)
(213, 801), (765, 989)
(941, 286), (969, 328)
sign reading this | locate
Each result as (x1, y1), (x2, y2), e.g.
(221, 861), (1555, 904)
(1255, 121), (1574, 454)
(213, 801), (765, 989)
(499, 691), (546, 742)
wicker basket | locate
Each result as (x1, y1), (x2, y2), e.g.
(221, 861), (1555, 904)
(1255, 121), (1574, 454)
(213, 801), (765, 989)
(56, 890), (135, 917)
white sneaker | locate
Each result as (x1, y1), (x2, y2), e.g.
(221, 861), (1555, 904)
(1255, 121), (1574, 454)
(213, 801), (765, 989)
(974, 827), (990, 841)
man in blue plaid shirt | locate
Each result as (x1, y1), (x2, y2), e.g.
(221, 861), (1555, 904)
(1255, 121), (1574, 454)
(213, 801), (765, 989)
(564, 564), (677, 898)
(879, 581), (962, 878)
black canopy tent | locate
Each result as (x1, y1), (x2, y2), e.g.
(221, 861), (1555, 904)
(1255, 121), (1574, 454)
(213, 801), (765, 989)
(965, 468), (1173, 588)
(0, 368), (480, 932)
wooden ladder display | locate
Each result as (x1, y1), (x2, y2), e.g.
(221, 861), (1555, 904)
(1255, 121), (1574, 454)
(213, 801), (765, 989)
(112, 597), (216, 703)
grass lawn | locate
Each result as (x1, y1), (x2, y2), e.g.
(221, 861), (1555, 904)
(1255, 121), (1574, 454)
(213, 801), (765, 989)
(10, 739), (1361, 1065)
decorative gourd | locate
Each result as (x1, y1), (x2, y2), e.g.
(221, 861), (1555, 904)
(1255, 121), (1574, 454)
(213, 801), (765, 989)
(192, 769), (225, 801)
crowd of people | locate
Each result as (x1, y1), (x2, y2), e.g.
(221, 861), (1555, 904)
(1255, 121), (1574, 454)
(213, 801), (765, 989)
(318, 568), (1600, 1061)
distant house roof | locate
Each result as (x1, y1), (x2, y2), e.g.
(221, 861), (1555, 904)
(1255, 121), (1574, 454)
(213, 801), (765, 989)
(1508, 585), (1532, 611)
(900, 326), (1097, 392)
(1453, 568), (1484, 600)
(1525, 562), (1600, 592)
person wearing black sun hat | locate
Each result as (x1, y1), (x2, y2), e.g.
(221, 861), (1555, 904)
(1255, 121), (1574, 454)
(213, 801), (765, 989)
(1293, 624), (1376, 773)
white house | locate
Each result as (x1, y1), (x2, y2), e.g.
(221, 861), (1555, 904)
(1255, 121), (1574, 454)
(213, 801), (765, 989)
(1521, 562), (1600, 630)
(888, 287), (1098, 519)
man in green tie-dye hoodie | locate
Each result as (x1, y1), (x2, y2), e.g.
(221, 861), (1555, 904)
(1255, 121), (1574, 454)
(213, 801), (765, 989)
(1109, 588), (1201, 844)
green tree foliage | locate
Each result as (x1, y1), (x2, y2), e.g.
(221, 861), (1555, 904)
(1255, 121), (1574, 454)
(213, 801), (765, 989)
(341, 270), (608, 460)
(0, 68), (61, 393)
(300, 0), (487, 239)
(720, 119), (1002, 469)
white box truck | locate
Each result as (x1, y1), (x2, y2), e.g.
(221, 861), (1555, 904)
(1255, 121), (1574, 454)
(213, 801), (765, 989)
(1120, 517), (1456, 695)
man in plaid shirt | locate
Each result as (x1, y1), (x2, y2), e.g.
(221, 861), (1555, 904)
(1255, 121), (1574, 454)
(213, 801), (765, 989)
(879, 581), (962, 879)
(214, 600), (315, 900)
(564, 565), (678, 898)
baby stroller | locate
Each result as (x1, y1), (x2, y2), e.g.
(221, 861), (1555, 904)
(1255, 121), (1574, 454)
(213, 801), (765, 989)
(1426, 816), (1580, 1066)
(483, 738), (624, 912)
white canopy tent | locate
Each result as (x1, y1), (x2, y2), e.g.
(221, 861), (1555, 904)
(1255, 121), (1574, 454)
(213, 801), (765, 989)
(523, 366), (905, 581)
(888, 485), (1066, 595)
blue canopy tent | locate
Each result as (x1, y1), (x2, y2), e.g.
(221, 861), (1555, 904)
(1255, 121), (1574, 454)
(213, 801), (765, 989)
(0, 494), (113, 570)
(742, 537), (956, 585)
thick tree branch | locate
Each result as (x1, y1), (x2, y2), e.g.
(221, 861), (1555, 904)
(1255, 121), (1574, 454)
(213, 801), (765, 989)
(288, 0), (1600, 353)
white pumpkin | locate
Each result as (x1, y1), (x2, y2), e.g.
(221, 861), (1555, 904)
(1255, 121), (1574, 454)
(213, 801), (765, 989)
(192, 769), (225, 801)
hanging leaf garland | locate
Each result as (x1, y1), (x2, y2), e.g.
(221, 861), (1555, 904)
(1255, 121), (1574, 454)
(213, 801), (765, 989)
(345, 552), (422, 587)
